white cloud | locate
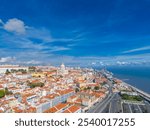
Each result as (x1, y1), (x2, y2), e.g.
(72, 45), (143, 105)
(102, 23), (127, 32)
(26, 27), (52, 42)
(122, 46), (150, 54)
(51, 38), (74, 42)
(25, 60), (41, 65)
(1, 18), (77, 45)
(0, 57), (16, 63)
(1, 53), (150, 66)
(117, 61), (129, 65)
(2, 18), (150, 66)
(3, 18), (26, 34)
(91, 62), (96, 65)
(0, 19), (4, 25)
(50, 46), (70, 52)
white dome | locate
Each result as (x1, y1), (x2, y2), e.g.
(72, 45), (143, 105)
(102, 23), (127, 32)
(61, 63), (65, 68)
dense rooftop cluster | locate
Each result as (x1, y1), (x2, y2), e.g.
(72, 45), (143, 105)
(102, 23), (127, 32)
(0, 64), (110, 113)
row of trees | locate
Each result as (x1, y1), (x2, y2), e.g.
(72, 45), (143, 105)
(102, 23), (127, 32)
(5, 69), (27, 74)
(11, 69), (27, 74)
(121, 94), (143, 101)
(5, 66), (38, 75)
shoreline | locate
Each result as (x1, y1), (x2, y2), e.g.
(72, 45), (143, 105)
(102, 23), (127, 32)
(114, 74), (150, 94)
(122, 81), (150, 101)
(106, 66), (150, 94)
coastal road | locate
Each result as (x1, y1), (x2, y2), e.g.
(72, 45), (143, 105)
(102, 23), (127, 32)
(109, 93), (122, 113)
(87, 92), (116, 113)
(87, 80), (116, 113)
(87, 79), (126, 113)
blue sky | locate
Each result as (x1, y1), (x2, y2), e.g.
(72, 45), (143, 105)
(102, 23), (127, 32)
(0, 0), (150, 66)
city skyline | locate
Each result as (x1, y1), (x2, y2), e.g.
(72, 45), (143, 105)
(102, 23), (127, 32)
(0, 0), (150, 66)
(0, 63), (150, 113)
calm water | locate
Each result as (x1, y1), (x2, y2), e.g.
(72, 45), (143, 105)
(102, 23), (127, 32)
(107, 66), (150, 94)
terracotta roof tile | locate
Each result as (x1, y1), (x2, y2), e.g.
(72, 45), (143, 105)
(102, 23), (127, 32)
(67, 105), (81, 113)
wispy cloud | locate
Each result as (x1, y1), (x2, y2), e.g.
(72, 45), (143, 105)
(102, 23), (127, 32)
(26, 27), (53, 42)
(1, 18), (150, 66)
(0, 18), (78, 65)
(0, 19), (4, 25)
(49, 46), (70, 52)
(0, 56), (16, 63)
(1, 50), (150, 66)
(122, 46), (150, 54)
(24, 60), (41, 65)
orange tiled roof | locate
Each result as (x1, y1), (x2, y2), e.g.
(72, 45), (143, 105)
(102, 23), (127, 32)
(0, 110), (3, 113)
(69, 95), (77, 99)
(25, 106), (36, 113)
(67, 105), (81, 113)
(75, 98), (82, 103)
(12, 107), (23, 113)
(56, 89), (74, 96)
(44, 107), (58, 113)
(55, 103), (68, 110)
(44, 103), (68, 113)
(0, 85), (3, 88)
(45, 93), (59, 99)
(63, 109), (71, 113)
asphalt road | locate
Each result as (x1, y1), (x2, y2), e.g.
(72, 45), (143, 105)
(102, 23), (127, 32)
(109, 93), (122, 113)
(87, 80), (115, 113)
(122, 103), (131, 113)
(87, 79), (150, 113)
(87, 93), (116, 113)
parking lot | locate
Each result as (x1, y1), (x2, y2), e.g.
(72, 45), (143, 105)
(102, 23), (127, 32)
(101, 93), (150, 113)
(122, 102), (150, 113)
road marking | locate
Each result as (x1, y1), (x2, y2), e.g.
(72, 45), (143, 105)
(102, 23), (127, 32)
(121, 102), (123, 113)
(128, 103), (132, 113)
(92, 93), (116, 113)
(109, 102), (112, 113)
(92, 96), (110, 113)
(137, 105), (142, 113)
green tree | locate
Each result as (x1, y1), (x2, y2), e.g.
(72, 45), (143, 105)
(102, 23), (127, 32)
(5, 87), (12, 95)
(5, 69), (10, 75)
(5, 87), (9, 95)
(11, 69), (17, 73)
(75, 88), (79, 93)
(121, 94), (142, 101)
(0, 90), (5, 98)
(27, 82), (44, 88)
(134, 96), (142, 101)
(83, 87), (87, 91)
(87, 86), (91, 90)
(28, 66), (36, 72)
(94, 86), (100, 90)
